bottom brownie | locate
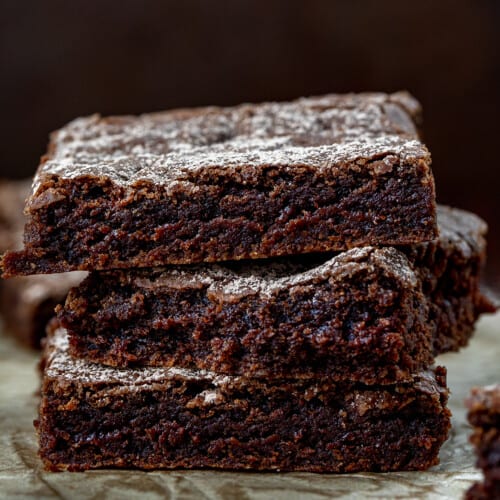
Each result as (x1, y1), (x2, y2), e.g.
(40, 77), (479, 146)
(37, 325), (451, 473)
(465, 385), (500, 499)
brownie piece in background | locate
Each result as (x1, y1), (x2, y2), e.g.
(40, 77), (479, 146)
(1, 92), (437, 277)
(1, 272), (85, 348)
(0, 179), (85, 347)
(465, 385), (500, 499)
(400, 205), (495, 355)
(0, 179), (29, 252)
(36, 325), (451, 473)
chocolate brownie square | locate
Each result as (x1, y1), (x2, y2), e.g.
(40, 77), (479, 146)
(57, 247), (432, 384)
(1, 92), (437, 276)
(36, 325), (451, 472)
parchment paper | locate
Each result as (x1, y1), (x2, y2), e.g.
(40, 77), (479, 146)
(1, 313), (498, 500)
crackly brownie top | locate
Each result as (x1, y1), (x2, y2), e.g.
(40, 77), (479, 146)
(31, 92), (428, 193)
(436, 205), (488, 258)
(45, 326), (444, 408)
(92, 246), (418, 302)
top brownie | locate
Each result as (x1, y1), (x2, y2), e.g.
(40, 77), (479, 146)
(1, 92), (436, 276)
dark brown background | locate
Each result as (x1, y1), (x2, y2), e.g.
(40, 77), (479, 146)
(1, 0), (499, 286)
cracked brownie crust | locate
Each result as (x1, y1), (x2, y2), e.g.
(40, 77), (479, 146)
(1, 92), (436, 277)
(36, 326), (450, 472)
(57, 247), (432, 384)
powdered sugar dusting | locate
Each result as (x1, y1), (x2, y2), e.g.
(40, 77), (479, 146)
(46, 327), (235, 387)
(210, 247), (418, 299)
(38, 135), (428, 189)
(34, 93), (428, 189)
(126, 246), (418, 301)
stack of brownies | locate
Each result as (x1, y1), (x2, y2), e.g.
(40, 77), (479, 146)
(0, 92), (493, 472)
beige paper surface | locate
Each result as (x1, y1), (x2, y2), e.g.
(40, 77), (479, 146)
(1, 313), (498, 499)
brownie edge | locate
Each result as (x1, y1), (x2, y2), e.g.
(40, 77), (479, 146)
(401, 205), (495, 355)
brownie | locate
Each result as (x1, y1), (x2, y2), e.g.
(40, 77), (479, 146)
(57, 246), (433, 384)
(465, 385), (500, 500)
(36, 325), (451, 472)
(1, 92), (437, 277)
(466, 483), (500, 500)
(0, 179), (86, 347)
(400, 205), (495, 354)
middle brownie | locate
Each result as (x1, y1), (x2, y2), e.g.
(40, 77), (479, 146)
(58, 246), (431, 384)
